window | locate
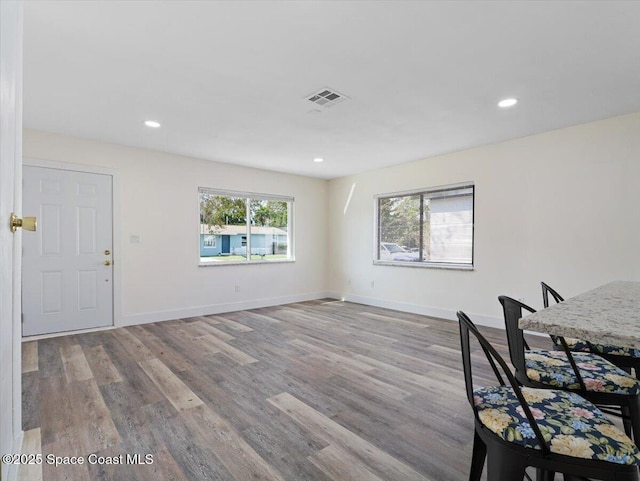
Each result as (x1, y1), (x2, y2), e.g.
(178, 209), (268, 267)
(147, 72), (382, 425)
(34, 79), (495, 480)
(199, 188), (294, 264)
(375, 183), (474, 268)
(203, 235), (216, 248)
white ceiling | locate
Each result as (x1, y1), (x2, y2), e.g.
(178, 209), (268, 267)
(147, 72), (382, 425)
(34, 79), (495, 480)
(23, 1), (640, 179)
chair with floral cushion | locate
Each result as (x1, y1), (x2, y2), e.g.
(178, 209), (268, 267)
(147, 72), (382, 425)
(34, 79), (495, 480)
(499, 295), (640, 448)
(457, 310), (640, 481)
(542, 281), (640, 379)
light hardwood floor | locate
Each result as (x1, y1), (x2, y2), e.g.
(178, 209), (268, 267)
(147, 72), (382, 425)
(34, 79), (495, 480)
(21, 299), (549, 481)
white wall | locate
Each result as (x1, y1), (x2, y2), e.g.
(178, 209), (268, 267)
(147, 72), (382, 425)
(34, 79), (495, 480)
(327, 112), (640, 328)
(23, 129), (329, 326)
(23, 112), (640, 330)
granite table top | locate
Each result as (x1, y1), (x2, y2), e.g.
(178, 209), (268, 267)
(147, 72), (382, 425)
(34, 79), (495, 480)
(520, 281), (640, 350)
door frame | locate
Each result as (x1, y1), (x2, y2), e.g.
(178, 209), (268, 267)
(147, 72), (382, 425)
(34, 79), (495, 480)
(1, 2), (23, 479)
(23, 158), (122, 335)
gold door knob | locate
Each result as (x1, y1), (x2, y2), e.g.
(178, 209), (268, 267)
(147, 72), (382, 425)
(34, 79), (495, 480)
(104, 260), (112, 266)
(10, 213), (37, 233)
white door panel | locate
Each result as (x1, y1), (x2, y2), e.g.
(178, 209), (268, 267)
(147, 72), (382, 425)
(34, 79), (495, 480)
(23, 166), (113, 336)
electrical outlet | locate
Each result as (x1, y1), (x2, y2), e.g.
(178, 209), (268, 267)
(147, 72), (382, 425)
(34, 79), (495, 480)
(235, 285), (240, 293)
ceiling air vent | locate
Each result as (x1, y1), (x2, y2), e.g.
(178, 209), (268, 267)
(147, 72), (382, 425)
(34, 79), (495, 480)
(305, 87), (349, 111)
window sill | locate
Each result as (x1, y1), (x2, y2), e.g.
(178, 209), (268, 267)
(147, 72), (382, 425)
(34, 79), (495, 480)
(373, 260), (474, 271)
(199, 259), (295, 267)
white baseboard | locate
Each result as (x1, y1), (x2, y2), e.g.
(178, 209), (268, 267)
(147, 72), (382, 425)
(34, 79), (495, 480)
(330, 291), (547, 338)
(117, 291), (334, 327)
(329, 291), (505, 330)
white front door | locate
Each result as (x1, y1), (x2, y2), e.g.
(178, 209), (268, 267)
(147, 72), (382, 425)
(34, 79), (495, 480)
(22, 166), (114, 336)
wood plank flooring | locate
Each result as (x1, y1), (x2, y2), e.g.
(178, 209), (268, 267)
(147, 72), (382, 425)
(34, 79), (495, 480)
(21, 299), (551, 481)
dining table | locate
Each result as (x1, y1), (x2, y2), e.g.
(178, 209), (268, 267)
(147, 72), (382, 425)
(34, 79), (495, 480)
(519, 281), (640, 350)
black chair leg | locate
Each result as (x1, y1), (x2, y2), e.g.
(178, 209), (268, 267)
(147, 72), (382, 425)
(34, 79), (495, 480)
(469, 431), (486, 481)
(622, 405), (633, 439)
(537, 469), (555, 481)
(487, 447), (526, 481)
(627, 397), (640, 450)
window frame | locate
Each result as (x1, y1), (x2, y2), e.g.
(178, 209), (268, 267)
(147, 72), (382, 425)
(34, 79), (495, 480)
(202, 235), (216, 248)
(198, 187), (295, 266)
(373, 182), (475, 270)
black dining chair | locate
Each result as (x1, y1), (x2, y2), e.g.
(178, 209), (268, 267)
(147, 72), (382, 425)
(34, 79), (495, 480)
(458, 310), (640, 481)
(542, 281), (640, 379)
(499, 295), (640, 448)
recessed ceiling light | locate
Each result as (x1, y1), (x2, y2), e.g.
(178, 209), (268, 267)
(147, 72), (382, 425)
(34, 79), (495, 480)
(313, 157), (324, 163)
(144, 120), (161, 128)
(498, 98), (518, 108)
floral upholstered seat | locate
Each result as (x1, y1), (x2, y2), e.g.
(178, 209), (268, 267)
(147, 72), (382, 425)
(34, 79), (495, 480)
(525, 349), (640, 395)
(474, 386), (640, 465)
(553, 337), (640, 358)
(592, 344), (640, 358)
(553, 337), (591, 352)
